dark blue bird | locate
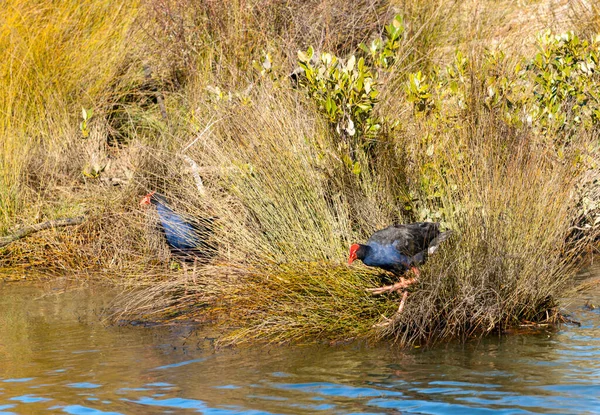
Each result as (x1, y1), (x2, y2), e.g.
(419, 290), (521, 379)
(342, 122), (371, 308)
(349, 222), (451, 273)
(140, 191), (215, 261)
(349, 222), (452, 295)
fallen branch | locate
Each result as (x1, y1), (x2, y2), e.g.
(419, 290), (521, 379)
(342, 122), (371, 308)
(0, 216), (85, 248)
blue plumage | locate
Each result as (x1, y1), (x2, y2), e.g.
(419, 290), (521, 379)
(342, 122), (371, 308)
(155, 202), (202, 250)
(359, 242), (413, 272)
(349, 222), (452, 274)
(141, 191), (215, 261)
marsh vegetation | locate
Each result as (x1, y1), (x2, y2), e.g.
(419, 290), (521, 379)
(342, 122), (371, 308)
(1, 0), (599, 346)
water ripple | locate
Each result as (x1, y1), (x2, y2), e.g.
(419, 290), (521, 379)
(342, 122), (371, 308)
(273, 382), (403, 398)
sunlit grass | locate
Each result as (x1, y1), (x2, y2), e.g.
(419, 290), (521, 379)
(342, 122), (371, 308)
(0, 0), (140, 227)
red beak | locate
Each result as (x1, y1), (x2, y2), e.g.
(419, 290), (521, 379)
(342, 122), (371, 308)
(140, 191), (155, 206)
(348, 253), (356, 265)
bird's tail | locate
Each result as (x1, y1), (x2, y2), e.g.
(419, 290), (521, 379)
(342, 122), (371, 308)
(427, 230), (453, 255)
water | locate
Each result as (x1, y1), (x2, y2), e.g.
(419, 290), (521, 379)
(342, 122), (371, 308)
(1, 265), (600, 414)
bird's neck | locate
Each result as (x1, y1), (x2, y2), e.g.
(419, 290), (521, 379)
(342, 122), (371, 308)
(366, 242), (408, 260)
(155, 202), (174, 214)
(356, 244), (371, 260)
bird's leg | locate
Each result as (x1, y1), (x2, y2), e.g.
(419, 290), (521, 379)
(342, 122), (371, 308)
(182, 262), (190, 295)
(367, 266), (420, 295)
(366, 276), (417, 295)
(397, 290), (409, 313)
(372, 291), (410, 328)
(192, 257), (197, 285)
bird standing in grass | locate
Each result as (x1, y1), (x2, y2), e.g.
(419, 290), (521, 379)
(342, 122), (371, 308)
(140, 191), (215, 281)
(349, 222), (452, 314)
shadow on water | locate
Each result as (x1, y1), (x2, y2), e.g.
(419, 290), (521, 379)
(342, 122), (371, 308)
(1, 263), (600, 414)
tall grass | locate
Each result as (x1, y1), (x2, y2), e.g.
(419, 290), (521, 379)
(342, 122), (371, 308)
(381, 109), (591, 344)
(114, 85), (405, 343)
(118, 59), (595, 346)
(0, 0), (140, 230)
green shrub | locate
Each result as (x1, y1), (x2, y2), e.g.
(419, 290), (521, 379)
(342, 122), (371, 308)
(526, 31), (600, 139)
(295, 15), (406, 169)
(297, 47), (380, 163)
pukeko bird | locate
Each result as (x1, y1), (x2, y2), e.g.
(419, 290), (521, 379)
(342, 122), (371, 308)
(349, 222), (452, 314)
(140, 191), (215, 278)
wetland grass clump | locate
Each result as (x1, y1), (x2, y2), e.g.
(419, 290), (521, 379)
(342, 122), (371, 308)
(378, 115), (593, 344)
(116, 86), (406, 343)
(121, 61), (596, 345)
(0, 0), (150, 277)
(1, 0), (599, 346)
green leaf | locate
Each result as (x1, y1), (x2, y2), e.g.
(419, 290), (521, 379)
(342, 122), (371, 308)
(342, 154), (353, 168)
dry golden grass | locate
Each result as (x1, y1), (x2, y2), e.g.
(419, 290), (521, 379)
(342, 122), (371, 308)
(377, 113), (592, 344)
(0, 0), (141, 229)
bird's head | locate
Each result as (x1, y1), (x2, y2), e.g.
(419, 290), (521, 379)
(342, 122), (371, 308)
(348, 243), (363, 265)
(140, 191), (156, 206)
